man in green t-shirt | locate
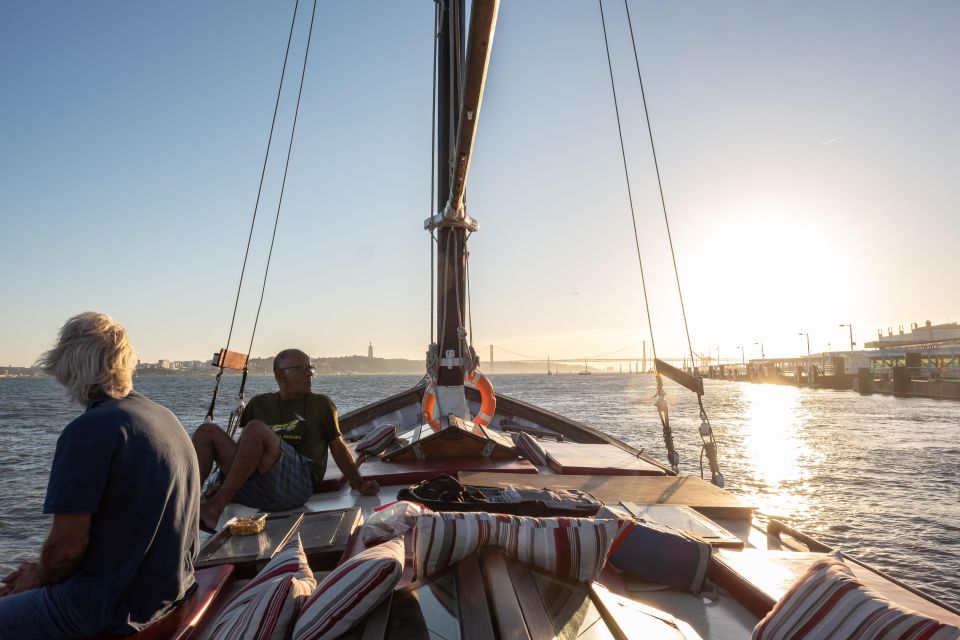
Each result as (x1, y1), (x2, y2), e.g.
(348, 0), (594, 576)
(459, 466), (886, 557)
(192, 349), (379, 532)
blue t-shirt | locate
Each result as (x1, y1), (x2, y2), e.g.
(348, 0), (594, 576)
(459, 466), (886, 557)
(42, 391), (200, 635)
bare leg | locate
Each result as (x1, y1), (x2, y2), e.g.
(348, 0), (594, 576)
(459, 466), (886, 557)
(199, 421), (281, 530)
(192, 423), (239, 483)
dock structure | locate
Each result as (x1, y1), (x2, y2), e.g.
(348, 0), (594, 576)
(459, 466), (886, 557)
(704, 337), (960, 401)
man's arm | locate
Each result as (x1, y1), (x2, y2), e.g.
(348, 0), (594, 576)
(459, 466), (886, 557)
(1, 513), (91, 595)
(329, 437), (379, 496)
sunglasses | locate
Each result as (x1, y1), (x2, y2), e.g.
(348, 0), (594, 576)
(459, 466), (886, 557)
(280, 365), (316, 375)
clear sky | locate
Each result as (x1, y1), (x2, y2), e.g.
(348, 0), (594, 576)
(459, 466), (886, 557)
(1, 1), (957, 368)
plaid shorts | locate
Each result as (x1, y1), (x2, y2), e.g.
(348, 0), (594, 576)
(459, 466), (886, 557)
(229, 440), (313, 511)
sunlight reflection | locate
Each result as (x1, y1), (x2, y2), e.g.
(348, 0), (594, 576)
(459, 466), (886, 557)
(739, 384), (818, 519)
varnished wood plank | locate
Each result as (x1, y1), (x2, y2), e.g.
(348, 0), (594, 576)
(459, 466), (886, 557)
(540, 442), (665, 476)
(335, 456), (535, 488)
(505, 558), (559, 639)
(456, 555), (496, 640)
(482, 548), (531, 640)
(359, 596), (392, 640)
(458, 472), (754, 519)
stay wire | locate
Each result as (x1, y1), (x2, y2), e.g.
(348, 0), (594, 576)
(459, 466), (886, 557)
(623, 0), (695, 367)
(597, 0), (657, 362)
(623, 1), (721, 484)
(205, 0), (300, 422)
(430, 0), (439, 346)
(221, 0), (301, 358)
(466, 233), (474, 352)
(245, 0), (319, 359)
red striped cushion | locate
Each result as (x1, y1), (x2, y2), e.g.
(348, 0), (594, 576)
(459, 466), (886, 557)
(355, 423), (398, 456)
(497, 515), (624, 583)
(414, 512), (626, 583)
(414, 511), (505, 578)
(207, 534), (316, 640)
(752, 555), (960, 640)
(511, 431), (547, 466)
(292, 536), (404, 640)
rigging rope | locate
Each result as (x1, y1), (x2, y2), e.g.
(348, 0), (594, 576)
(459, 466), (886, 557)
(596, 0), (677, 477)
(245, 0), (320, 363)
(205, 0), (302, 423)
(622, 0), (696, 368)
(465, 233), (478, 373)
(597, 0), (658, 366)
(429, 0), (439, 347)
(612, 0), (723, 486)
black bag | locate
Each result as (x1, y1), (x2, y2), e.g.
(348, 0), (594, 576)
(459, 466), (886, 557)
(397, 474), (601, 517)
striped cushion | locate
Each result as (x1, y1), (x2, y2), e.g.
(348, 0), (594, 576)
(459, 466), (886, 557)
(355, 422), (398, 456)
(414, 511), (505, 578)
(208, 534), (316, 640)
(752, 555), (960, 640)
(292, 536), (404, 640)
(511, 431), (547, 466)
(415, 512), (625, 583)
(498, 515), (625, 583)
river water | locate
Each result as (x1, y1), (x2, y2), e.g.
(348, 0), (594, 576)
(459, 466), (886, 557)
(1, 374), (958, 608)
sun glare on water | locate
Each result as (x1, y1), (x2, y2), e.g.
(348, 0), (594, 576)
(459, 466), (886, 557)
(737, 384), (820, 520)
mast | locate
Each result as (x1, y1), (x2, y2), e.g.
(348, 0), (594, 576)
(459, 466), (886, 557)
(425, 0), (500, 412)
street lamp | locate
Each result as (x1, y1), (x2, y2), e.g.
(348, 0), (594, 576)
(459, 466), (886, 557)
(839, 323), (855, 352)
(738, 346), (745, 364)
(755, 342), (765, 359)
(798, 332), (811, 382)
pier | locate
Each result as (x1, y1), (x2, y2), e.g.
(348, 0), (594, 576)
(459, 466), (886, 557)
(705, 345), (960, 400)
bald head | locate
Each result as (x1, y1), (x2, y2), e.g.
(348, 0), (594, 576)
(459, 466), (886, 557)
(273, 349), (309, 374)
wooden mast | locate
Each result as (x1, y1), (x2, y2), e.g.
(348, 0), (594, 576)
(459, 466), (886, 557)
(427, 0), (500, 396)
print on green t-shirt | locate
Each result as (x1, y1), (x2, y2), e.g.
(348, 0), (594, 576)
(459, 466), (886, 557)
(239, 392), (341, 491)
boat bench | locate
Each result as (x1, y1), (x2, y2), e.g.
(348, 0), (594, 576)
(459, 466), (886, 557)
(85, 564), (235, 640)
(341, 548), (701, 640)
(710, 549), (960, 627)
(540, 441), (666, 476)
(322, 452), (537, 489)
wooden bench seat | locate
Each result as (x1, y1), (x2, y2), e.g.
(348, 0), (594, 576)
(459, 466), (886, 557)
(86, 564), (234, 640)
(321, 448), (538, 492)
(540, 441), (666, 476)
(324, 454), (537, 488)
(711, 549), (960, 626)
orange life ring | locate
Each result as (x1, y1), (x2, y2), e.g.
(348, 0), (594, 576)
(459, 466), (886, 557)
(421, 370), (496, 430)
(421, 378), (442, 431)
(465, 369), (496, 428)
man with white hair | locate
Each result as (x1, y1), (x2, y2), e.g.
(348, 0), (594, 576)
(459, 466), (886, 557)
(192, 348), (379, 532)
(0, 312), (200, 639)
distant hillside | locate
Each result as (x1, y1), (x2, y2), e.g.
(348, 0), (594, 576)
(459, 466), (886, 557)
(132, 355), (594, 376)
(312, 356), (425, 375)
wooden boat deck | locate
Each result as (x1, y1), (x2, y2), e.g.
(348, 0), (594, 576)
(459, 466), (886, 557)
(459, 471), (755, 520)
(190, 392), (958, 640)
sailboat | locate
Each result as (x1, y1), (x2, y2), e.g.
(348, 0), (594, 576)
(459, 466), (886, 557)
(184, 2), (960, 639)
(579, 357), (592, 375)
